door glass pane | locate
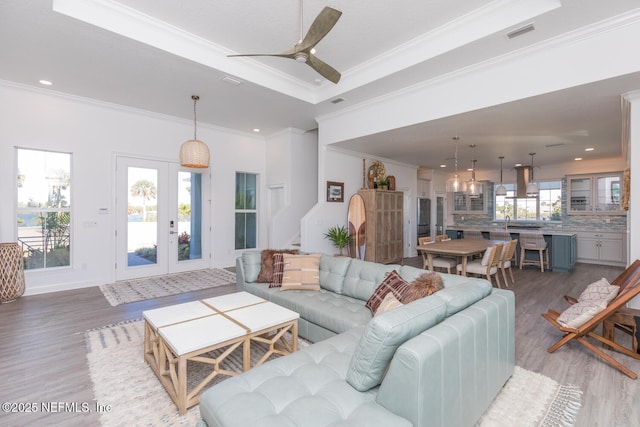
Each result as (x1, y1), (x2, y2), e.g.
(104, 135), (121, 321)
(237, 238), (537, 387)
(127, 167), (158, 266)
(177, 171), (202, 261)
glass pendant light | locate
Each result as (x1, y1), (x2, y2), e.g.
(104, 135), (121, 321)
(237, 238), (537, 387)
(526, 152), (539, 197)
(467, 159), (479, 198)
(495, 156), (507, 196)
(446, 136), (462, 192)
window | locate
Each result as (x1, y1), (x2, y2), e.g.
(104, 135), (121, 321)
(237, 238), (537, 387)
(495, 181), (561, 221)
(235, 172), (257, 250)
(16, 148), (72, 269)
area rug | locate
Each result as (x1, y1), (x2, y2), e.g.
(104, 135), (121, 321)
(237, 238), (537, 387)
(99, 268), (236, 306)
(86, 320), (582, 427)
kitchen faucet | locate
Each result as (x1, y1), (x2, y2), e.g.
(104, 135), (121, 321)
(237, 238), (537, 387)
(504, 215), (511, 231)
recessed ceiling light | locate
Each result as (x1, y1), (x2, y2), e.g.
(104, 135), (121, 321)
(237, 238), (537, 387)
(253, 128), (260, 133)
(515, 163), (522, 167)
(39, 80), (53, 86)
(440, 164), (446, 168)
(575, 157), (583, 161)
(585, 147), (595, 151)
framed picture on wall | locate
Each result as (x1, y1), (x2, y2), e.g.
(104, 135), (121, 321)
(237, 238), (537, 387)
(326, 181), (344, 202)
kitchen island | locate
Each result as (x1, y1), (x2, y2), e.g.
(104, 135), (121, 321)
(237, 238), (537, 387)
(445, 227), (577, 272)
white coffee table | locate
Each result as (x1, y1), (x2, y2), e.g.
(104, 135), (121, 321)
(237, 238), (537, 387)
(143, 292), (299, 415)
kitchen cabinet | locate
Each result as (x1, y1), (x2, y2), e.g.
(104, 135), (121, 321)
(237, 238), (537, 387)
(567, 173), (624, 215)
(551, 234), (577, 272)
(576, 231), (625, 266)
(452, 187), (486, 214)
(359, 189), (404, 264)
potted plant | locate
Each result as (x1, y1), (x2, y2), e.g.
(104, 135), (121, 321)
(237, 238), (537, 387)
(378, 177), (389, 190)
(323, 225), (352, 256)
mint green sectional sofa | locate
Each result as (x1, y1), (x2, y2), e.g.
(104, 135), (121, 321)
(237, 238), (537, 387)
(197, 252), (514, 427)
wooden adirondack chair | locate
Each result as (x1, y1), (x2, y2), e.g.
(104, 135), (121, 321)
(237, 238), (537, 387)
(542, 268), (640, 379)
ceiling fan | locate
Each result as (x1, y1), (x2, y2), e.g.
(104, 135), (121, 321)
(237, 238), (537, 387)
(228, 1), (343, 84)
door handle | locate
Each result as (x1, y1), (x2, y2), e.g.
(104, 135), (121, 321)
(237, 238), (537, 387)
(169, 231), (178, 235)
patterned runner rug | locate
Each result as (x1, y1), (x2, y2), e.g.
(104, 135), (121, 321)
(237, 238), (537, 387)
(86, 320), (582, 427)
(99, 268), (236, 306)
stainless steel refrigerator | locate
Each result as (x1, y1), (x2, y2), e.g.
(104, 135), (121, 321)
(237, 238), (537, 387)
(417, 198), (431, 241)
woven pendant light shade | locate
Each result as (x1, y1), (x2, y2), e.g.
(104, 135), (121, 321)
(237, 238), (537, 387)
(180, 95), (210, 168)
(180, 139), (210, 168)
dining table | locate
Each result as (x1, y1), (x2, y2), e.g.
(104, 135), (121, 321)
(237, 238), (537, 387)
(416, 239), (507, 276)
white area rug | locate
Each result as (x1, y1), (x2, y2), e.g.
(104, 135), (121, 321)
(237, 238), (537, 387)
(99, 268), (236, 306)
(86, 320), (581, 427)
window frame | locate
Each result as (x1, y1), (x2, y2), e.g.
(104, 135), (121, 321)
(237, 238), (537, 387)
(494, 180), (562, 222)
(15, 147), (73, 270)
(234, 172), (258, 250)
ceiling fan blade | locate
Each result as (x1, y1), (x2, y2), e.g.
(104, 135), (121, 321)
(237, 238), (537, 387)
(307, 54), (341, 84)
(297, 7), (342, 52)
(228, 52), (295, 59)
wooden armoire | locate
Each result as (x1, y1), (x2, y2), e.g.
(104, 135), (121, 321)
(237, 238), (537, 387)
(358, 189), (404, 264)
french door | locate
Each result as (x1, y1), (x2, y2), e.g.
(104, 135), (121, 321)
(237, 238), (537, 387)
(116, 156), (209, 281)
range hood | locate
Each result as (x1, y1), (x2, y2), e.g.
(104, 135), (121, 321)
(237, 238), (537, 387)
(514, 166), (533, 198)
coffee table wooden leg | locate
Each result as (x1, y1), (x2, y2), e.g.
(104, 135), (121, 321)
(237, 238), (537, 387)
(243, 336), (250, 371)
(177, 356), (188, 415)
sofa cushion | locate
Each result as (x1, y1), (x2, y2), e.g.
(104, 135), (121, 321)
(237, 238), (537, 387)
(280, 254), (321, 291)
(365, 270), (411, 315)
(342, 259), (398, 301)
(241, 251), (262, 283)
(430, 281), (493, 317)
(347, 296), (448, 391)
(319, 254), (352, 294)
(257, 249), (299, 283)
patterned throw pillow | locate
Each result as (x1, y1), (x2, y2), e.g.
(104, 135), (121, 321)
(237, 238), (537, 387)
(375, 293), (404, 316)
(269, 253), (285, 288)
(557, 300), (603, 328)
(365, 270), (411, 315)
(577, 277), (619, 305)
(256, 249), (299, 283)
(280, 253), (322, 291)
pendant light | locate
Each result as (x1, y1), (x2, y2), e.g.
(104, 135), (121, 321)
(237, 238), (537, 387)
(446, 136), (462, 192)
(467, 159), (479, 198)
(495, 156), (507, 196)
(526, 152), (539, 197)
(180, 95), (210, 168)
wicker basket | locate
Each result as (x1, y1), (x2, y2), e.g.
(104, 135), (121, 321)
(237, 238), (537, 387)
(0, 242), (26, 303)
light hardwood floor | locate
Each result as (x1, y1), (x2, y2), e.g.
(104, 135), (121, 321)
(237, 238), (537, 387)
(0, 261), (638, 426)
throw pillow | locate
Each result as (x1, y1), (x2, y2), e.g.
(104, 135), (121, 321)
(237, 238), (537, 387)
(402, 272), (443, 304)
(280, 253), (322, 291)
(256, 249), (299, 283)
(269, 253), (285, 288)
(557, 300), (604, 328)
(577, 277), (619, 306)
(365, 270), (411, 315)
(375, 293), (404, 316)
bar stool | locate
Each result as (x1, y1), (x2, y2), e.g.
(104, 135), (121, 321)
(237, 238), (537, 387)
(519, 233), (549, 272)
(0, 242), (26, 303)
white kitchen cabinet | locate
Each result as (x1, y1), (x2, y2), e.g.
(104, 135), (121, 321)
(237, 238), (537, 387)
(576, 231), (625, 266)
(567, 172), (624, 215)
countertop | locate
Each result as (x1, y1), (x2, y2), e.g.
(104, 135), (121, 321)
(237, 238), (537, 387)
(447, 226), (578, 236)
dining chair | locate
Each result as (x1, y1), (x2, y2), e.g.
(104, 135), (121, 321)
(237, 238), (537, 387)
(418, 236), (457, 274)
(435, 234), (450, 242)
(456, 243), (504, 288)
(519, 233), (549, 272)
(498, 239), (518, 287)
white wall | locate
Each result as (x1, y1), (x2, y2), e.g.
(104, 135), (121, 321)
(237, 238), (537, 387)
(301, 145), (418, 257)
(0, 82), (266, 295)
(266, 128), (317, 248)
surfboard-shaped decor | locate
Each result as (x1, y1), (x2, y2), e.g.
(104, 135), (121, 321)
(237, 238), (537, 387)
(348, 194), (366, 260)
